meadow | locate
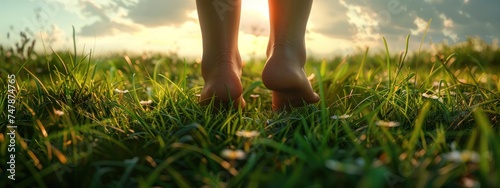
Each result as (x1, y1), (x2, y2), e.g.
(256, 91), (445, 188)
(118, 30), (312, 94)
(1, 33), (499, 187)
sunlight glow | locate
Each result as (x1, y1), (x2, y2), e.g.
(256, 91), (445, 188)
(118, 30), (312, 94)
(242, 0), (270, 20)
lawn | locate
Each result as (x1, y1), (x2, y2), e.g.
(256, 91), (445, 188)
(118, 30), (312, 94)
(1, 34), (499, 187)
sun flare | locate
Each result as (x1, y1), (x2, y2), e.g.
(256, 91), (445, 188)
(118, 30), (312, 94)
(242, 0), (270, 20)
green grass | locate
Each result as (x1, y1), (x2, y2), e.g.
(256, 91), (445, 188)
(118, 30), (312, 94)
(1, 35), (499, 187)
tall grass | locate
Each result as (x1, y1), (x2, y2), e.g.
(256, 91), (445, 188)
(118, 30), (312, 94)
(1, 34), (499, 187)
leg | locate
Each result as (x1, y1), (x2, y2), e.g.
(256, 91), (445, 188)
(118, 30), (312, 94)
(196, 0), (246, 109)
(263, 0), (320, 111)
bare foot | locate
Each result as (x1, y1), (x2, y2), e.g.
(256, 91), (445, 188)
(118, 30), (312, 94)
(262, 45), (320, 111)
(199, 53), (246, 109)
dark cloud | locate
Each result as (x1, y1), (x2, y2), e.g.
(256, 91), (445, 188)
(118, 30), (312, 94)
(127, 0), (196, 27)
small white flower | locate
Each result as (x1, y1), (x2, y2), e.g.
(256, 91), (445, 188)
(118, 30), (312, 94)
(115, 88), (129, 94)
(442, 150), (480, 163)
(422, 93), (443, 103)
(139, 100), (153, 106)
(54, 109), (65, 116)
(331, 114), (352, 120)
(376, 120), (400, 127)
(236, 130), (260, 138)
(249, 94), (260, 98)
(221, 149), (246, 160)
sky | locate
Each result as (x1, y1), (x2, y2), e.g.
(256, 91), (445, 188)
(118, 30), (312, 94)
(1, 0), (499, 60)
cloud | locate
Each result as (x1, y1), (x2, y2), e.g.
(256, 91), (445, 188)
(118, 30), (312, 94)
(309, 1), (353, 39)
(127, 0), (196, 27)
(80, 0), (107, 21)
(78, 0), (140, 36)
(393, 0), (498, 40)
(411, 17), (428, 35)
(80, 20), (140, 37)
(341, 1), (383, 42)
(70, 0), (500, 55)
(439, 13), (459, 42)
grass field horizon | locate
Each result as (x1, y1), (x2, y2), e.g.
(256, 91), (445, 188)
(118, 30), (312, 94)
(1, 32), (499, 187)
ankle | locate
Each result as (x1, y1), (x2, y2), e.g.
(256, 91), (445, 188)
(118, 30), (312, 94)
(203, 50), (241, 63)
(268, 39), (306, 63)
(201, 51), (242, 76)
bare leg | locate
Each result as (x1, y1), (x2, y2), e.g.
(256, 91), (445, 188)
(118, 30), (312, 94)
(263, 0), (320, 111)
(196, 0), (246, 109)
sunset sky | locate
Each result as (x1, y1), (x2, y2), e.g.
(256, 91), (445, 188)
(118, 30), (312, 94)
(1, 0), (499, 60)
